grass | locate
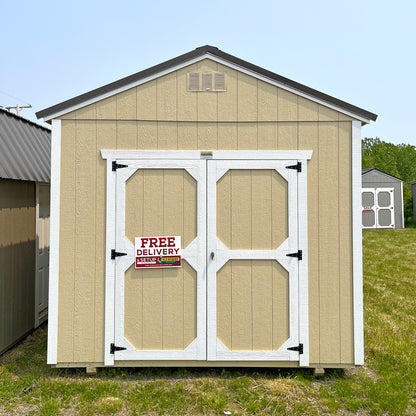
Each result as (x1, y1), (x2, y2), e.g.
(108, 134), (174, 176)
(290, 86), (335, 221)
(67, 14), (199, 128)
(1, 229), (416, 415)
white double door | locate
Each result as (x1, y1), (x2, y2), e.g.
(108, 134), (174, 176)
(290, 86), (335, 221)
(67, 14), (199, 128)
(104, 152), (309, 366)
(362, 188), (395, 228)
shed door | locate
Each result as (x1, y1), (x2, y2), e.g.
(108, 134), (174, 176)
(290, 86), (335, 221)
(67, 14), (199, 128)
(111, 160), (207, 361)
(106, 155), (308, 366)
(207, 160), (304, 363)
(35, 183), (50, 328)
(362, 188), (395, 229)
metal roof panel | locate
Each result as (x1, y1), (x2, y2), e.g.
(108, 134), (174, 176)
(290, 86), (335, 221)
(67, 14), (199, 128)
(0, 109), (51, 182)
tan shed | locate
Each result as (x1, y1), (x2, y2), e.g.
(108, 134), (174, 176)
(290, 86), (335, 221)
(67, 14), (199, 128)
(36, 46), (377, 371)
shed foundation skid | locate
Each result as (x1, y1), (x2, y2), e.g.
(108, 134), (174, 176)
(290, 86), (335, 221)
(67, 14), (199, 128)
(36, 46), (377, 370)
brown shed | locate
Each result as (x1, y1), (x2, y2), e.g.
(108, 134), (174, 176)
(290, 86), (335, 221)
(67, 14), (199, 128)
(37, 46), (377, 371)
(0, 109), (50, 354)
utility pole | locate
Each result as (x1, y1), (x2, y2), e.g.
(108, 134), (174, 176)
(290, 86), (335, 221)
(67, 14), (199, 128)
(5, 104), (32, 116)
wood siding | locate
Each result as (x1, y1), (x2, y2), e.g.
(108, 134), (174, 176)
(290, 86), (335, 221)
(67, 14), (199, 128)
(57, 59), (355, 366)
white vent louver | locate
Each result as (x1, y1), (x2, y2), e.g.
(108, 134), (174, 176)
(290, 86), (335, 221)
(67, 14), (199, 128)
(187, 72), (226, 91)
(214, 73), (226, 91)
(188, 73), (200, 91)
(202, 73), (213, 90)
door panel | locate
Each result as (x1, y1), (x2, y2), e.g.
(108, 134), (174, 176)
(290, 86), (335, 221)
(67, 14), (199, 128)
(207, 160), (300, 361)
(216, 259), (289, 351)
(35, 183), (50, 327)
(216, 169), (288, 250)
(112, 160), (206, 361)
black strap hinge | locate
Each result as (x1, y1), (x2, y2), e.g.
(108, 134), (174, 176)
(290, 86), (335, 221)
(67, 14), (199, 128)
(111, 249), (127, 260)
(110, 343), (127, 354)
(286, 162), (302, 172)
(287, 343), (303, 354)
(286, 250), (302, 260)
(112, 161), (128, 171)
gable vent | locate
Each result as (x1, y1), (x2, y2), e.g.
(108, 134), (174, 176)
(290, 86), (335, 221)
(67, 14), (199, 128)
(202, 73), (213, 90)
(214, 72), (226, 91)
(188, 72), (200, 91)
(187, 72), (226, 92)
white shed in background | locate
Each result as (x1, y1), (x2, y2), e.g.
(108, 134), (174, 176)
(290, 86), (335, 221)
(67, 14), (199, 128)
(362, 168), (404, 229)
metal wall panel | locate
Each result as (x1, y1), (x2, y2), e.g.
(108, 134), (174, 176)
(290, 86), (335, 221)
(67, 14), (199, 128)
(0, 179), (36, 354)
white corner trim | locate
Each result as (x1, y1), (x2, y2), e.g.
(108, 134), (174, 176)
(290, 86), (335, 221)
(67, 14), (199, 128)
(298, 159), (309, 367)
(101, 149), (313, 161)
(352, 120), (364, 365)
(41, 52), (371, 124)
(47, 119), (61, 365)
(400, 182), (404, 228)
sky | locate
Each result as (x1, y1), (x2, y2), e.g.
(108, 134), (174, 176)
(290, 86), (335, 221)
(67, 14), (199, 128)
(1, 0), (415, 145)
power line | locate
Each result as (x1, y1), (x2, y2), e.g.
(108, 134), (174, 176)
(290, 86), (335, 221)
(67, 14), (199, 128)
(0, 88), (31, 106)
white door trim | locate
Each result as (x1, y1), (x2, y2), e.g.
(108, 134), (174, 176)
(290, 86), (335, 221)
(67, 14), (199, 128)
(101, 150), (313, 161)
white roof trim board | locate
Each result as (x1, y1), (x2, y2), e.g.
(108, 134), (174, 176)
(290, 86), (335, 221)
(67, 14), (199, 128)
(37, 46), (377, 124)
(0, 109), (51, 183)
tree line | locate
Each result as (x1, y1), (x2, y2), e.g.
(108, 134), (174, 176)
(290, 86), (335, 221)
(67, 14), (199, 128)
(362, 138), (416, 226)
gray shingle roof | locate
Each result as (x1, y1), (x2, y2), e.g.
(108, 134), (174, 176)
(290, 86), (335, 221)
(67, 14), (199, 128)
(37, 45), (378, 122)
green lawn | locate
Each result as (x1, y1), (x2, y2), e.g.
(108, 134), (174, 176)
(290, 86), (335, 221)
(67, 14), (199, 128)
(1, 229), (415, 415)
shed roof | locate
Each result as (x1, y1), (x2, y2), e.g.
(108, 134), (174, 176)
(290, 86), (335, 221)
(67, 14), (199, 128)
(36, 45), (378, 123)
(362, 168), (404, 183)
(0, 108), (51, 183)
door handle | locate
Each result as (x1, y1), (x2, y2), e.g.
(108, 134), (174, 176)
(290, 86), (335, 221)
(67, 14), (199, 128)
(210, 252), (215, 260)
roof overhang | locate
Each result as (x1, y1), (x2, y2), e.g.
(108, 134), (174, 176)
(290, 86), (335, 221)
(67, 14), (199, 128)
(37, 45), (378, 124)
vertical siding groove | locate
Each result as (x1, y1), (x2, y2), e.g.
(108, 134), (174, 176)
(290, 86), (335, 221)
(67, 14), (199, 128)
(162, 171), (165, 348)
(251, 260), (253, 350)
(72, 122), (77, 362)
(317, 122), (321, 364)
(338, 120), (341, 362)
(141, 171), (144, 348)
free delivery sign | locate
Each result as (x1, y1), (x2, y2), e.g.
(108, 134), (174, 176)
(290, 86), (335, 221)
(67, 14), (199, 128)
(135, 236), (182, 268)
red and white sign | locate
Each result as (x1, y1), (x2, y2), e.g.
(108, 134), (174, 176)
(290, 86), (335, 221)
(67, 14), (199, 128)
(363, 205), (373, 211)
(135, 236), (182, 268)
